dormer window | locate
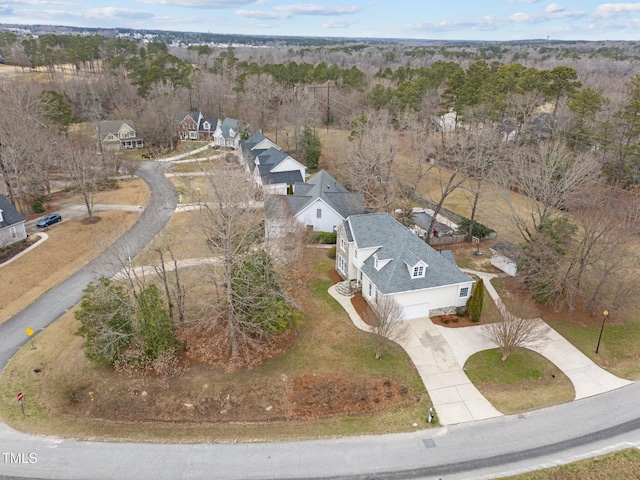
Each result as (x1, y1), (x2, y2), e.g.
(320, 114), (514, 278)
(374, 255), (379, 270)
(412, 264), (426, 278)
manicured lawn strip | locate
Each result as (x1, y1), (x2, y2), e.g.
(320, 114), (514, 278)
(546, 319), (640, 381)
(464, 348), (574, 414)
(498, 448), (640, 479)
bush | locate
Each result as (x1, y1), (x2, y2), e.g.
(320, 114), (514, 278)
(456, 306), (466, 316)
(467, 279), (485, 322)
(31, 199), (46, 213)
(308, 231), (337, 244)
(459, 218), (494, 239)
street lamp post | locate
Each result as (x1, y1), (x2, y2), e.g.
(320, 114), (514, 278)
(595, 309), (609, 354)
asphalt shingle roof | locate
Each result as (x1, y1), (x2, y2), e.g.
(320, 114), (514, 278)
(0, 195), (25, 228)
(286, 170), (365, 218)
(346, 213), (472, 295)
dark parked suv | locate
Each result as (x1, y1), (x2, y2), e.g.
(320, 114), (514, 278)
(36, 213), (62, 228)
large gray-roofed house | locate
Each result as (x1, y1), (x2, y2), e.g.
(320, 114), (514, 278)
(336, 212), (474, 320)
(0, 195), (27, 248)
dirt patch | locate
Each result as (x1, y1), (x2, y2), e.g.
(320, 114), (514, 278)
(56, 364), (416, 424)
(292, 374), (411, 419)
(351, 292), (376, 327)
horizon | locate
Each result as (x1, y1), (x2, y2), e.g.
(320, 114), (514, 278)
(1, 1), (640, 42)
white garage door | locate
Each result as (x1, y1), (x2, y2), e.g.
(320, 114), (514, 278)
(402, 303), (430, 320)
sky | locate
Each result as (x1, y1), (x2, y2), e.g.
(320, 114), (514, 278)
(2, 1), (640, 41)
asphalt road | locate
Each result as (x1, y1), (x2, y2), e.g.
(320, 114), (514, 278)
(1, 161), (639, 480)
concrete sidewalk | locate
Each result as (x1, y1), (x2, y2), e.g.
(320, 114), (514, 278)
(328, 285), (502, 426)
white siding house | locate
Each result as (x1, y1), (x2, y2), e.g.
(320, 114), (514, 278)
(265, 170), (365, 236)
(336, 213), (474, 320)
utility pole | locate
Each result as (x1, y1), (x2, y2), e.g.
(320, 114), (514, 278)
(326, 81), (331, 132)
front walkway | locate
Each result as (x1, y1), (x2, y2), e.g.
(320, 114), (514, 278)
(328, 285), (502, 426)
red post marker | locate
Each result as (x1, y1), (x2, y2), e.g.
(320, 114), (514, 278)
(16, 392), (25, 418)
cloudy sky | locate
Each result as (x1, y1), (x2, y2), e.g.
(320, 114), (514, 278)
(2, 1), (640, 41)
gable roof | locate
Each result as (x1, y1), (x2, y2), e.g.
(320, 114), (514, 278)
(287, 170), (365, 219)
(98, 120), (134, 137)
(346, 213), (472, 295)
(0, 195), (25, 228)
(258, 165), (303, 186)
(241, 132), (279, 162)
(256, 147), (289, 168)
(217, 118), (239, 139)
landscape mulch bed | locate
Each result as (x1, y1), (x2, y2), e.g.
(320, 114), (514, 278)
(0, 236), (38, 264)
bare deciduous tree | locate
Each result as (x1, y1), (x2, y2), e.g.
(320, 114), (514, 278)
(494, 141), (600, 242)
(484, 302), (547, 361)
(366, 296), (408, 360)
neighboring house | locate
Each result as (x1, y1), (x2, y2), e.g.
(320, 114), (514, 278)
(0, 195), (27, 248)
(240, 131), (281, 167)
(336, 213), (474, 320)
(253, 147), (306, 195)
(214, 118), (241, 149)
(433, 110), (459, 133)
(265, 170), (365, 236)
(177, 111), (219, 141)
(98, 120), (143, 150)
(490, 240), (522, 277)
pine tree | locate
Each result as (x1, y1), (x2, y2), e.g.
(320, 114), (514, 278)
(467, 279), (485, 322)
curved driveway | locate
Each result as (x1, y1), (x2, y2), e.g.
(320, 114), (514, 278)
(1, 162), (640, 480)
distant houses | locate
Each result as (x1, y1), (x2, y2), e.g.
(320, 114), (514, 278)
(98, 120), (144, 150)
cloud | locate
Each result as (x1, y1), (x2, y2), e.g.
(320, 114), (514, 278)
(507, 0), (541, 3)
(594, 3), (640, 18)
(136, 0), (257, 8)
(86, 7), (154, 20)
(546, 3), (565, 13)
(237, 3), (362, 20)
(323, 18), (356, 28)
(0, 5), (13, 15)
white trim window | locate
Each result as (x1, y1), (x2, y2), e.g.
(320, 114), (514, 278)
(189, 131), (198, 139)
(337, 255), (347, 275)
(412, 265), (425, 278)
(316, 208), (322, 219)
(10, 226), (17, 238)
(340, 237), (346, 251)
(459, 286), (470, 298)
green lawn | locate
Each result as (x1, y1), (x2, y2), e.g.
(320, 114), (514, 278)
(498, 448), (640, 479)
(465, 348), (574, 414)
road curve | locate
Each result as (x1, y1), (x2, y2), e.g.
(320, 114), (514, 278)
(1, 161), (640, 480)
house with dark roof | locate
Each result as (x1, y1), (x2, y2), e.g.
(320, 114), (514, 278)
(336, 213), (474, 320)
(265, 170), (365, 236)
(177, 112), (218, 141)
(213, 118), (241, 149)
(240, 131), (280, 167)
(98, 120), (143, 150)
(252, 147), (306, 195)
(0, 195), (27, 248)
